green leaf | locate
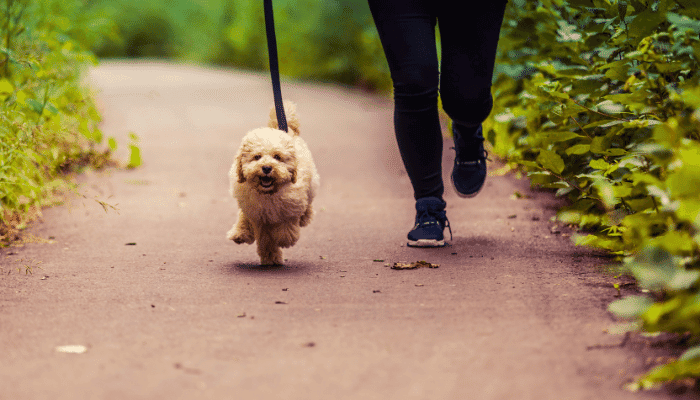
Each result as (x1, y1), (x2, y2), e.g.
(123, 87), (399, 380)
(589, 159), (611, 170)
(675, 199), (700, 227)
(607, 148), (627, 156)
(628, 10), (664, 39)
(566, 144), (591, 155)
(590, 137), (608, 154)
(667, 147), (700, 197)
(679, 346), (700, 362)
(545, 131), (582, 143)
(0, 79), (14, 94)
(626, 246), (678, 291)
(602, 60), (630, 81)
(608, 295), (654, 319)
(45, 103), (58, 115)
(127, 145), (142, 169)
(604, 92), (649, 112)
(26, 98), (44, 114)
(537, 149), (565, 174)
(667, 12), (700, 34)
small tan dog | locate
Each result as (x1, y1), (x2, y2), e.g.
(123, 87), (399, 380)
(226, 101), (320, 265)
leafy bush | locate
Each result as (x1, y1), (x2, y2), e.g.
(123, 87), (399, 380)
(0, 0), (126, 244)
(488, 0), (700, 388)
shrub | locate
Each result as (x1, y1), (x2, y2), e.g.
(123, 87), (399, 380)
(488, 0), (700, 388)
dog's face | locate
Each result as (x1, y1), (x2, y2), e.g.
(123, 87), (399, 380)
(235, 128), (298, 194)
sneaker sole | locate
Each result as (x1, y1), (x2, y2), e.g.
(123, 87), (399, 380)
(451, 174), (484, 199)
(407, 239), (446, 248)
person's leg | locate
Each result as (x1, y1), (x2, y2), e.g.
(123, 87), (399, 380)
(437, 1), (508, 197)
(368, 0), (450, 247)
(367, 0), (443, 201)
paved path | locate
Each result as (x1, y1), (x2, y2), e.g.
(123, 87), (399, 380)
(1, 62), (695, 399)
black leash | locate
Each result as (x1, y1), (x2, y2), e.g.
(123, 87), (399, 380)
(263, 0), (288, 133)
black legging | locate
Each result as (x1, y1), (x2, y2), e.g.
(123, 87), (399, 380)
(368, 0), (508, 200)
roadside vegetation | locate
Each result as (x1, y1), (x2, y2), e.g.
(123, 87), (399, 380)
(3, 0), (699, 389)
(489, 0), (700, 390)
(0, 0), (139, 246)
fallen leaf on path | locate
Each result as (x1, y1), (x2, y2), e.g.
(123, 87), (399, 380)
(373, 259), (384, 262)
(415, 284), (424, 287)
(237, 312), (246, 318)
(391, 261), (440, 270)
(55, 345), (88, 354)
(125, 242), (136, 246)
(275, 301), (287, 305)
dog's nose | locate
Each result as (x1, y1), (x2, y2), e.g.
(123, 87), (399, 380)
(262, 166), (272, 174)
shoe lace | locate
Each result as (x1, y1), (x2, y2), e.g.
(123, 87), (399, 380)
(451, 144), (490, 164)
(415, 209), (453, 241)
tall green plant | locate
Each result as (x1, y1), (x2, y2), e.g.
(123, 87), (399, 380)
(489, 0), (700, 388)
(0, 0), (124, 244)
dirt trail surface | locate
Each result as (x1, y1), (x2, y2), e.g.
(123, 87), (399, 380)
(2, 62), (697, 400)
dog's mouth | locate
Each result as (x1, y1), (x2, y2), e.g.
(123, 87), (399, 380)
(259, 175), (275, 189)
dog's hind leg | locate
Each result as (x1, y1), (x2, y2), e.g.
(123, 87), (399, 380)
(227, 210), (255, 244)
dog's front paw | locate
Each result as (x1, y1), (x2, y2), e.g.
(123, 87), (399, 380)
(227, 227), (254, 244)
(260, 251), (284, 266)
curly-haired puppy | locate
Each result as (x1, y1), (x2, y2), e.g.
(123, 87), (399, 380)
(226, 101), (320, 265)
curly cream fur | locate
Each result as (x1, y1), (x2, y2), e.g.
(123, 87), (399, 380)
(226, 101), (319, 265)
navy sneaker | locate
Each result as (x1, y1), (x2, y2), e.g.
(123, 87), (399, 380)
(407, 197), (452, 247)
(451, 125), (488, 198)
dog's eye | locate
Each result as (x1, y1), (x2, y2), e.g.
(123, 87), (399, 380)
(253, 155), (261, 161)
(273, 154), (282, 161)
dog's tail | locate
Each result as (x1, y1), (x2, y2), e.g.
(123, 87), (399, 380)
(268, 100), (300, 136)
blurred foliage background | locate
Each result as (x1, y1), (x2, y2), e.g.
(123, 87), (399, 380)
(87, 0), (392, 91)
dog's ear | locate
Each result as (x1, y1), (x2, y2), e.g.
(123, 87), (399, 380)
(289, 166), (297, 184)
(235, 152), (246, 183)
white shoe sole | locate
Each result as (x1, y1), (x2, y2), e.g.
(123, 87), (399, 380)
(407, 239), (446, 248)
